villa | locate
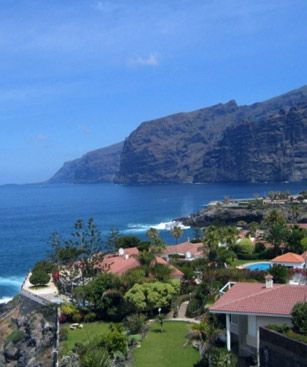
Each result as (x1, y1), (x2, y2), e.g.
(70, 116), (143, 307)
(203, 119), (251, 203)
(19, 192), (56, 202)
(209, 275), (307, 364)
(271, 252), (306, 269)
(96, 247), (184, 279)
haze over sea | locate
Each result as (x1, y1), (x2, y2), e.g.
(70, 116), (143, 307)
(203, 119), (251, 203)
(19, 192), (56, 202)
(0, 182), (306, 302)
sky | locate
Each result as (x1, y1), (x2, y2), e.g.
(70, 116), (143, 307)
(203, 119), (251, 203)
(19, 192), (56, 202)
(0, 0), (306, 184)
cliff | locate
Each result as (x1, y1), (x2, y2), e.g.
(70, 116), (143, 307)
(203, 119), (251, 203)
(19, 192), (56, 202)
(49, 142), (123, 184)
(115, 86), (307, 184)
(49, 86), (307, 185)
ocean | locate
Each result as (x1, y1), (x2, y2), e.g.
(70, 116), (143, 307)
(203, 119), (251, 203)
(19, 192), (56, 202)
(0, 182), (306, 302)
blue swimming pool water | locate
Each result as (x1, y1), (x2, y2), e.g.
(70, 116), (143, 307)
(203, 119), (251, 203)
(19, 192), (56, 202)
(245, 262), (272, 271)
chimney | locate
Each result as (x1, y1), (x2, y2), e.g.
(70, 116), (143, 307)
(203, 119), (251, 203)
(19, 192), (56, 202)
(265, 274), (273, 288)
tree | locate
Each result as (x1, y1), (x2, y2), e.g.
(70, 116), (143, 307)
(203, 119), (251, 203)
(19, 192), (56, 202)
(292, 302), (307, 335)
(151, 263), (172, 282)
(266, 223), (289, 254)
(124, 281), (178, 313)
(301, 237), (307, 252)
(170, 225), (183, 244)
(236, 238), (254, 256)
(146, 227), (162, 247)
(29, 270), (50, 287)
(269, 265), (289, 284)
(115, 235), (141, 250)
(263, 209), (286, 228)
(287, 225), (305, 253)
(106, 228), (120, 251)
(124, 314), (147, 335)
(138, 250), (155, 276)
(290, 204), (300, 224)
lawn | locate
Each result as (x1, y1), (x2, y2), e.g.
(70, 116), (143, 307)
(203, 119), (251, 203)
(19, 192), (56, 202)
(61, 321), (111, 354)
(133, 321), (200, 367)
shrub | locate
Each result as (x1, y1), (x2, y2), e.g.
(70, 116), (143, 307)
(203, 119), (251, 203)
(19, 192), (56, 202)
(292, 302), (307, 335)
(186, 297), (203, 318)
(84, 312), (97, 322)
(269, 265), (289, 284)
(29, 270), (50, 287)
(72, 312), (83, 323)
(300, 237), (307, 252)
(6, 330), (25, 345)
(32, 260), (54, 274)
(236, 238), (254, 256)
(124, 314), (147, 335)
(267, 323), (290, 334)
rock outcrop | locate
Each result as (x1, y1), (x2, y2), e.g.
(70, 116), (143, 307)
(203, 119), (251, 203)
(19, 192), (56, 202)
(49, 142), (123, 184)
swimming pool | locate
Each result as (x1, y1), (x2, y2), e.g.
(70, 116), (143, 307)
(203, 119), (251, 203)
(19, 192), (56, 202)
(244, 262), (272, 271)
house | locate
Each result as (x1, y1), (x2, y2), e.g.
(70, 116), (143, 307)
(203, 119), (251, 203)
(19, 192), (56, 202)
(272, 252), (306, 269)
(161, 241), (203, 261)
(209, 276), (307, 365)
(96, 247), (184, 280)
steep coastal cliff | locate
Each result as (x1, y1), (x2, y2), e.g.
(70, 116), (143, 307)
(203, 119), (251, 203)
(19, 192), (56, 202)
(49, 86), (307, 185)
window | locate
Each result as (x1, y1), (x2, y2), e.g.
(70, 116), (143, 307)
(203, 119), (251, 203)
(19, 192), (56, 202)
(230, 314), (238, 324)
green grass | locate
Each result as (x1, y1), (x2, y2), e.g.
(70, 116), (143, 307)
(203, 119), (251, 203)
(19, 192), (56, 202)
(133, 321), (199, 367)
(61, 321), (111, 354)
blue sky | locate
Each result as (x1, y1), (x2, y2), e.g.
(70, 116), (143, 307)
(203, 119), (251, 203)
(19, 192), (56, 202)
(0, 0), (306, 184)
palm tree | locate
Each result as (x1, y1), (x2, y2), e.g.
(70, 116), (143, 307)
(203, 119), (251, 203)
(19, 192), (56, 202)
(170, 225), (184, 244)
(139, 250), (155, 276)
(146, 227), (161, 245)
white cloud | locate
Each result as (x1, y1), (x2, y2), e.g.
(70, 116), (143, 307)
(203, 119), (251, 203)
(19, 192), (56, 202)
(35, 134), (48, 142)
(128, 53), (159, 67)
(78, 124), (91, 135)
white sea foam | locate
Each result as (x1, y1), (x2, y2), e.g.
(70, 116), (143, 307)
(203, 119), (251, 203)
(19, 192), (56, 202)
(0, 296), (13, 304)
(124, 221), (190, 233)
(0, 276), (24, 288)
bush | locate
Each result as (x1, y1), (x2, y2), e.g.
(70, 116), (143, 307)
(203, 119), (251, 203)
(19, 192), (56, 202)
(300, 237), (307, 252)
(84, 312), (97, 322)
(6, 330), (25, 345)
(197, 347), (237, 367)
(236, 238), (254, 256)
(29, 270), (50, 287)
(269, 265), (289, 284)
(59, 327), (69, 341)
(267, 323), (290, 334)
(32, 260), (54, 273)
(72, 312), (83, 323)
(186, 297), (203, 318)
(124, 314), (147, 335)
(292, 302), (307, 335)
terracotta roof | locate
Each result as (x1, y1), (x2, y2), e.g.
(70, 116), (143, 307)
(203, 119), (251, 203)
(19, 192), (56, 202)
(272, 252), (305, 264)
(297, 223), (307, 229)
(96, 249), (184, 278)
(97, 255), (140, 275)
(302, 251), (307, 261)
(162, 242), (203, 257)
(121, 247), (139, 256)
(210, 282), (307, 316)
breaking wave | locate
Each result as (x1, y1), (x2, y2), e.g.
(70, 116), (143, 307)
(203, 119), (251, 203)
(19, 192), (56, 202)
(124, 221), (190, 233)
(0, 296), (13, 304)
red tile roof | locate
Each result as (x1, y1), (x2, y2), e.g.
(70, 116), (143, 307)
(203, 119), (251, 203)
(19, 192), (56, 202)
(210, 282), (307, 316)
(302, 251), (307, 261)
(272, 252), (305, 264)
(162, 242), (203, 257)
(97, 255), (140, 275)
(96, 249), (184, 279)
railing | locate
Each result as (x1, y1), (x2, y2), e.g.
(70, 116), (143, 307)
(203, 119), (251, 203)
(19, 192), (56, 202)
(219, 281), (236, 296)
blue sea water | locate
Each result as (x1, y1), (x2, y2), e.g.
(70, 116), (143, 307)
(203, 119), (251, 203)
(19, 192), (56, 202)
(0, 182), (306, 301)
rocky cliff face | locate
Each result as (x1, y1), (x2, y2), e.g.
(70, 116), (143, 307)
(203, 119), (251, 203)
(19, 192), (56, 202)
(49, 86), (307, 185)
(49, 142), (123, 184)
(115, 86), (307, 184)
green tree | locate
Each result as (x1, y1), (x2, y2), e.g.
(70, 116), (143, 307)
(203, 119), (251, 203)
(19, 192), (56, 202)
(146, 227), (162, 247)
(236, 238), (254, 256)
(263, 209), (286, 227)
(301, 237), (307, 252)
(106, 228), (120, 251)
(138, 250), (155, 276)
(170, 225), (184, 244)
(269, 265), (289, 284)
(29, 270), (50, 287)
(266, 223), (289, 254)
(115, 235), (141, 250)
(125, 281), (178, 313)
(287, 225), (305, 253)
(292, 302), (307, 335)
(151, 263), (172, 282)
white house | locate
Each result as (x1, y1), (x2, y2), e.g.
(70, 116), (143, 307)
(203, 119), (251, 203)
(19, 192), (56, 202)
(271, 252), (306, 269)
(209, 276), (307, 366)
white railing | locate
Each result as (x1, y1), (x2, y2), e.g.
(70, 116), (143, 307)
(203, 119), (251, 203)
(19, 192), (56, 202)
(219, 281), (236, 296)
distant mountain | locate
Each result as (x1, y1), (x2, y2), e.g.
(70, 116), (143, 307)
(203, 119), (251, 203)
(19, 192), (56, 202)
(48, 142), (123, 184)
(49, 86), (307, 184)
(115, 85), (307, 184)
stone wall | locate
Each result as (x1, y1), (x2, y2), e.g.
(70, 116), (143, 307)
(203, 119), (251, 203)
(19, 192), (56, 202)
(260, 327), (307, 367)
